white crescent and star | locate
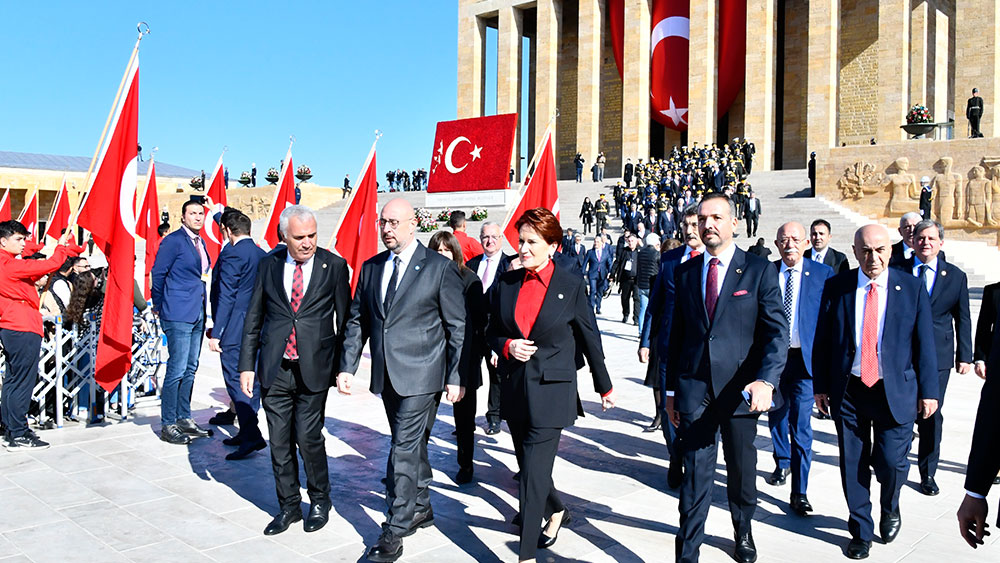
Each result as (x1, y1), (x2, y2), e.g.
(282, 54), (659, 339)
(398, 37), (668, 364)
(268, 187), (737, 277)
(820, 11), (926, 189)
(651, 16), (690, 127)
(119, 157), (138, 238)
(443, 136), (483, 174)
(660, 97), (688, 127)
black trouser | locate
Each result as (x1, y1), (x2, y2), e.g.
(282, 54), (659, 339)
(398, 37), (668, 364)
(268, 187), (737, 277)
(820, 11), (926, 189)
(620, 276), (639, 322)
(0, 329), (42, 438)
(381, 373), (440, 535)
(261, 359), (329, 511)
(507, 419), (565, 561)
(746, 215), (758, 237)
(484, 353), (501, 425)
(916, 368), (951, 480)
(220, 344), (262, 442)
(596, 213), (608, 232)
(452, 385), (478, 471)
(676, 398), (760, 563)
(970, 113), (982, 137)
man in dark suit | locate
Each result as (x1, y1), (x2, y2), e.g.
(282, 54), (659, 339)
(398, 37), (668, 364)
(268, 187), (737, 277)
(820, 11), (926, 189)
(813, 224), (939, 559)
(973, 281), (1000, 379)
(665, 193), (788, 563)
(804, 219), (850, 274)
(584, 236), (613, 315)
(466, 221), (512, 436)
(624, 158), (634, 188)
(639, 205), (703, 488)
(765, 222), (834, 516)
(208, 210), (267, 460)
(899, 220), (972, 496)
(337, 198), (466, 562)
(888, 212), (921, 267)
(151, 200), (214, 445)
(239, 205), (351, 536)
(743, 191), (761, 237)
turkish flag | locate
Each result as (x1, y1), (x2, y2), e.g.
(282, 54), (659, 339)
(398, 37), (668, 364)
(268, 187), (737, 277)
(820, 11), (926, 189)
(137, 159), (161, 300)
(262, 148), (295, 251)
(717, 0), (747, 118)
(0, 188), (11, 222)
(17, 190), (44, 256)
(46, 178), (72, 242)
(503, 128), (560, 249)
(333, 140), (379, 293)
(201, 153), (228, 262)
(427, 113), (517, 193)
(76, 55), (139, 393)
(651, 0), (690, 130)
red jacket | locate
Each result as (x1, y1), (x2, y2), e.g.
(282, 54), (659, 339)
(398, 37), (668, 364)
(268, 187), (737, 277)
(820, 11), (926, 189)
(0, 245), (78, 335)
(454, 230), (484, 263)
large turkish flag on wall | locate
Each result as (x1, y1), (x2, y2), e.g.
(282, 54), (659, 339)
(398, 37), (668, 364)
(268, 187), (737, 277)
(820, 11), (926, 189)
(427, 113), (517, 193)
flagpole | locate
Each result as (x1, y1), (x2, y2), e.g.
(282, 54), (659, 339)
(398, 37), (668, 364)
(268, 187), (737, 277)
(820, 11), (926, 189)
(327, 129), (381, 249)
(500, 112), (557, 234)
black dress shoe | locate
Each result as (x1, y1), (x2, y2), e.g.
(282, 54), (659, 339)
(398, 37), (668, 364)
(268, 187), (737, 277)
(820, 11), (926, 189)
(790, 493), (813, 516)
(367, 524), (403, 562)
(879, 510), (901, 543)
(485, 421), (501, 435)
(846, 538), (871, 559)
(643, 418), (662, 432)
(176, 418), (212, 438)
(537, 510), (572, 549)
(226, 438), (266, 461)
(993, 475), (1000, 485)
(160, 424), (191, 445)
(919, 476), (940, 496)
(512, 471), (521, 481)
(222, 434), (243, 446)
(263, 509), (302, 535)
(511, 512), (522, 527)
(455, 467), (474, 485)
(734, 531), (757, 563)
(304, 502), (330, 532)
(767, 467), (790, 486)
(667, 462), (683, 489)
(402, 508), (434, 537)
(208, 410), (236, 425)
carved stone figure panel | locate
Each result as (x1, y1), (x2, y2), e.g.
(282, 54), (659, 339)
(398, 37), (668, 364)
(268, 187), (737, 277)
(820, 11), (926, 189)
(933, 156), (964, 226)
(884, 157), (919, 215)
(967, 166), (991, 227)
(837, 161), (882, 199)
(990, 165), (1000, 225)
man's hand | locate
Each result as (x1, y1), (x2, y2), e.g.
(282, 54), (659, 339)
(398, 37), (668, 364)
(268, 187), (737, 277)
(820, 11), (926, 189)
(508, 339), (537, 363)
(58, 231), (72, 246)
(239, 371), (255, 398)
(337, 372), (353, 395)
(601, 390), (616, 411)
(664, 395), (680, 428)
(957, 494), (991, 548)
(814, 393), (830, 416)
(446, 384), (465, 403)
(919, 398), (939, 419)
(638, 347), (650, 363)
(974, 360), (987, 380)
(957, 362), (973, 375)
(743, 381), (774, 413)
(490, 352), (498, 368)
(208, 338), (222, 353)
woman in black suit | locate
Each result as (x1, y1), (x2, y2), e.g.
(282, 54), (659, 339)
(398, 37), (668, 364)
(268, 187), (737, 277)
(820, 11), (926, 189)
(429, 231), (485, 484)
(486, 208), (615, 562)
(579, 197), (594, 234)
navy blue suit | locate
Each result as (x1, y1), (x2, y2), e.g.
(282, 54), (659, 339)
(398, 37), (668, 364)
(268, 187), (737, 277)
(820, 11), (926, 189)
(813, 268), (938, 542)
(151, 228), (210, 323)
(583, 247), (613, 312)
(766, 258), (833, 495)
(210, 238), (266, 441)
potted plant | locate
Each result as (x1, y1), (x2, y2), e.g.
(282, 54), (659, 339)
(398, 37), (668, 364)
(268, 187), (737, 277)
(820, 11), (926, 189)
(437, 207), (452, 222)
(238, 171), (252, 186)
(902, 104), (935, 138)
(296, 164), (312, 182)
(189, 176), (204, 190)
(416, 208), (436, 232)
(265, 167), (280, 184)
(470, 206), (488, 221)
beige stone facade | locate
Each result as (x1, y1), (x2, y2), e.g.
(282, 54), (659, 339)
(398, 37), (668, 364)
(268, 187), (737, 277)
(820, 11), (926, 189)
(458, 0), (997, 179)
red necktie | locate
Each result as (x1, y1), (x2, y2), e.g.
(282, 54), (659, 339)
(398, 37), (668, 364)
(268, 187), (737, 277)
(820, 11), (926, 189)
(860, 283), (879, 387)
(690, 249), (702, 260)
(284, 262), (303, 360)
(705, 257), (719, 322)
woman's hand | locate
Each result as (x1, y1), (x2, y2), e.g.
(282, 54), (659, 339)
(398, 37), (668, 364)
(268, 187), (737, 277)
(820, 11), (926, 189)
(508, 339), (537, 362)
(601, 390), (615, 411)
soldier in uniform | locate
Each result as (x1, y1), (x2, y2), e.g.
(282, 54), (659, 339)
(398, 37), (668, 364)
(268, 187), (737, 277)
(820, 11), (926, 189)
(595, 194), (610, 233)
(967, 88), (984, 138)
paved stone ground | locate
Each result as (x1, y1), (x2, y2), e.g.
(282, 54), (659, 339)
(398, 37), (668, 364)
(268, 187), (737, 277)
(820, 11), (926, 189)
(2, 172), (999, 562)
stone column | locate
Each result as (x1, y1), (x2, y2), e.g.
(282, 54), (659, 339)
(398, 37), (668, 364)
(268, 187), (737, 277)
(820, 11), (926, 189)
(909, 0), (929, 112)
(498, 6), (523, 178)
(743, 0), (776, 171)
(457, 1), (486, 119)
(577, 0), (603, 166)
(534, 0), (561, 150)
(688, 0), (717, 146)
(955, 0), (999, 137)
(622, 0), (651, 161)
(932, 7), (949, 125)
(876, 0), (910, 143)
(806, 0), (839, 153)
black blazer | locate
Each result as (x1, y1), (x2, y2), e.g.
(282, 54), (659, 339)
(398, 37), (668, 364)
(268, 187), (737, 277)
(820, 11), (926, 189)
(458, 267), (486, 389)
(665, 247), (788, 415)
(965, 321), (1000, 501)
(466, 252), (513, 293)
(239, 248), (351, 392)
(339, 242), (466, 396)
(804, 246), (850, 274)
(975, 282), (1000, 363)
(898, 256), (973, 369)
(487, 264), (612, 428)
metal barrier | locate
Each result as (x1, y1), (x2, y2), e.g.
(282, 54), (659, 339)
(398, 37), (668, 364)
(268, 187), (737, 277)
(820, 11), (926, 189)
(0, 308), (164, 428)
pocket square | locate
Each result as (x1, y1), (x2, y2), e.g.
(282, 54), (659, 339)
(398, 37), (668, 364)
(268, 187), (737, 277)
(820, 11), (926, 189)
(732, 289), (748, 296)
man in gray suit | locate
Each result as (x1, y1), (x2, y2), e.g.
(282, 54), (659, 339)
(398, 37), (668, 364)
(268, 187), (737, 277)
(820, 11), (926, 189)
(337, 198), (466, 563)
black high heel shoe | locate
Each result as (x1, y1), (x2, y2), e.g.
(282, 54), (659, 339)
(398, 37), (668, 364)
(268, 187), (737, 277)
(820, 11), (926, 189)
(537, 510), (572, 549)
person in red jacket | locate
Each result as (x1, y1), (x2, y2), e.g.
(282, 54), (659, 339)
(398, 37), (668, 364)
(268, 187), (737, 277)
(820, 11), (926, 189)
(0, 220), (79, 451)
(449, 210), (484, 262)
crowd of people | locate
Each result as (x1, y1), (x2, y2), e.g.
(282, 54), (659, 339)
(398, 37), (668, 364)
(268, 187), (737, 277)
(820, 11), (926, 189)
(383, 168), (427, 192)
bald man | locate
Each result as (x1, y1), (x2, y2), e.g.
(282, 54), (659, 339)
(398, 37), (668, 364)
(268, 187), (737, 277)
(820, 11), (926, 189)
(813, 225), (938, 560)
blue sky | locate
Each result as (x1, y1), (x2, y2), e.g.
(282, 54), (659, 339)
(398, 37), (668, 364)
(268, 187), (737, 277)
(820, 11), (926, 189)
(0, 1), (463, 186)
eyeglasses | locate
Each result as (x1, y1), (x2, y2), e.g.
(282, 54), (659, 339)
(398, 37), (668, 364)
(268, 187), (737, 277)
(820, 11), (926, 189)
(378, 217), (412, 229)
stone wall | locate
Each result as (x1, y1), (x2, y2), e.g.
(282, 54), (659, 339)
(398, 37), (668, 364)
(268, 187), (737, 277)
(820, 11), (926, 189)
(781, 0), (808, 168)
(556, 0), (579, 180)
(838, 0), (880, 146)
(600, 23), (624, 176)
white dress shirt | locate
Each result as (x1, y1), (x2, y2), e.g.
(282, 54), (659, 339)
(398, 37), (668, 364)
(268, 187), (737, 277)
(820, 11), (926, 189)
(779, 261), (803, 348)
(811, 247), (826, 264)
(901, 242), (914, 260)
(476, 251), (502, 292)
(701, 242), (738, 302)
(911, 256), (938, 294)
(381, 240), (419, 303)
(283, 253), (316, 301)
(851, 269), (889, 379)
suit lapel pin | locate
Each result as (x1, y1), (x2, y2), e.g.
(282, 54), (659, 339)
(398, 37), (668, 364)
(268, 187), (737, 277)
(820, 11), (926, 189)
(735, 268), (742, 274)
(895, 285), (901, 291)
(558, 293), (564, 300)
(415, 265), (420, 271)
(322, 263), (328, 269)
(941, 270), (947, 276)
(804, 271), (810, 276)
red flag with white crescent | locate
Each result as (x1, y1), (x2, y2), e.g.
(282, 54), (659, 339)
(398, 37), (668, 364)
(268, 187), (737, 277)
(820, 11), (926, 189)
(333, 140), (379, 293)
(201, 152), (227, 262)
(0, 188), (10, 222)
(717, 0), (747, 118)
(427, 113), (517, 193)
(503, 128), (559, 250)
(76, 55), (139, 393)
(262, 148), (295, 251)
(650, 0), (690, 131)
(137, 159), (161, 300)
(17, 190), (44, 256)
(46, 177), (72, 242)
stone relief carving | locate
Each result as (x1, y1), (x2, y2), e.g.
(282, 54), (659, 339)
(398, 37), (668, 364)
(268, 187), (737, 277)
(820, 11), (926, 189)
(837, 161), (882, 199)
(990, 165), (1000, 226)
(967, 166), (991, 227)
(933, 157), (964, 226)
(884, 157), (920, 215)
